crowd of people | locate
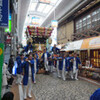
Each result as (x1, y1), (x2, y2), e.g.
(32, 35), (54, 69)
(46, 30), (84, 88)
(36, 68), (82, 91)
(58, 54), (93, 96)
(1, 43), (100, 100)
(12, 43), (82, 99)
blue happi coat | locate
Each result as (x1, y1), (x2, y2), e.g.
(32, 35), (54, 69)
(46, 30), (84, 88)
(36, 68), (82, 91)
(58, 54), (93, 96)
(17, 59), (24, 74)
(35, 53), (39, 59)
(24, 44), (33, 53)
(67, 57), (73, 71)
(23, 60), (34, 85)
(52, 47), (60, 54)
(90, 88), (100, 100)
(48, 55), (55, 66)
(34, 58), (39, 73)
(41, 52), (50, 63)
(16, 56), (20, 62)
(61, 57), (69, 71)
(57, 57), (63, 70)
(68, 57), (81, 70)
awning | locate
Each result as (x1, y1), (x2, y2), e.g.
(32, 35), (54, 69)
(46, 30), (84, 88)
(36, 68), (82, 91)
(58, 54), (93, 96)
(63, 40), (83, 51)
(62, 36), (100, 51)
(56, 44), (65, 49)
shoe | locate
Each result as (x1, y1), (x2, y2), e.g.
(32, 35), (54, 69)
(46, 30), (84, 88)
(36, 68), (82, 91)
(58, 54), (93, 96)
(24, 97), (27, 100)
(75, 78), (78, 80)
(16, 81), (18, 84)
(63, 78), (66, 81)
(28, 94), (32, 98)
(19, 82), (22, 85)
(58, 75), (61, 78)
(34, 81), (36, 84)
(71, 77), (74, 79)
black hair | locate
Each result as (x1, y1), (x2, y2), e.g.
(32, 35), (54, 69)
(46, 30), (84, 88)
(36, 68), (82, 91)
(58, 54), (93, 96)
(10, 55), (13, 57)
(29, 52), (32, 55)
(20, 54), (24, 56)
(28, 42), (31, 45)
(2, 92), (14, 100)
(26, 54), (29, 57)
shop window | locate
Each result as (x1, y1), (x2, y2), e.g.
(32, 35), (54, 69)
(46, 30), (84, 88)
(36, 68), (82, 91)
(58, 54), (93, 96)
(90, 49), (100, 68)
(80, 50), (88, 66)
(75, 7), (100, 33)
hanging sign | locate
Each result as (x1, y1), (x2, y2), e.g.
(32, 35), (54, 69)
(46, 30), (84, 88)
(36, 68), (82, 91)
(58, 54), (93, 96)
(40, 0), (50, 3)
(31, 17), (40, 25)
(0, 0), (9, 27)
(51, 20), (58, 28)
(0, 43), (4, 100)
(6, 35), (12, 44)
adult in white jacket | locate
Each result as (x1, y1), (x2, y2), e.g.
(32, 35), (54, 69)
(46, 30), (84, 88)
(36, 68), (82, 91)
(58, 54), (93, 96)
(2, 63), (11, 97)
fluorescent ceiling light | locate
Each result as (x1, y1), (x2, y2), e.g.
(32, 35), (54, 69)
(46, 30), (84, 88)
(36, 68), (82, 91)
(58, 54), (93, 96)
(29, 3), (37, 11)
(43, 5), (52, 13)
(37, 3), (46, 12)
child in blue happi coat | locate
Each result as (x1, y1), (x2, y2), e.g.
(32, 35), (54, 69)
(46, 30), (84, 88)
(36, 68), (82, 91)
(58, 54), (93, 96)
(33, 54), (39, 83)
(41, 49), (50, 74)
(69, 53), (81, 80)
(16, 54), (24, 84)
(61, 54), (69, 81)
(23, 54), (34, 99)
(56, 54), (63, 78)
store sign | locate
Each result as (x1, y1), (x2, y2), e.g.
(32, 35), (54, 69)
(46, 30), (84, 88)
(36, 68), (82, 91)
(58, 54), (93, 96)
(81, 36), (100, 49)
(0, 43), (4, 100)
(5, 14), (12, 32)
(51, 20), (58, 28)
(0, 0), (9, 27)
(6, 35), (11, 44)
(89, 37), (100, 48)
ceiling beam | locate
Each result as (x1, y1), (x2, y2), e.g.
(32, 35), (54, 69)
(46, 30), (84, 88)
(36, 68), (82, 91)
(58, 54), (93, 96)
(89, 30), (100, 34)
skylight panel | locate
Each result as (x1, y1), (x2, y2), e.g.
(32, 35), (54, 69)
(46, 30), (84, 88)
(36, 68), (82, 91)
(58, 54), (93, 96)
(43, 5), (52, 13)
(29, 3), (37, 11)
(37, 3), (46, 12)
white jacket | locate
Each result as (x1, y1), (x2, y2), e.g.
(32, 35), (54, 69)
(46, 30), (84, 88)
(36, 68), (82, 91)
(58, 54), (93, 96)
(2, 63), (11, 86)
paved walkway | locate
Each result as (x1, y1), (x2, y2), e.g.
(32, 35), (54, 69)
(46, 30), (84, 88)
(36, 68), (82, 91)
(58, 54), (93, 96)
(32, 73), (99, 100)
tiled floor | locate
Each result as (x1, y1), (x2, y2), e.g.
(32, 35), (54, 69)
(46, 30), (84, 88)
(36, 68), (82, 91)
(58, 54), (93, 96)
(32, 72), (99, 100)
(10, 72), (99, 100)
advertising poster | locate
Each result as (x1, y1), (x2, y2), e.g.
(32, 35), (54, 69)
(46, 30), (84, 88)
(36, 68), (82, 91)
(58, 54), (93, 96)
(0, 43), (4, 100)
(0, 0), (9, 27)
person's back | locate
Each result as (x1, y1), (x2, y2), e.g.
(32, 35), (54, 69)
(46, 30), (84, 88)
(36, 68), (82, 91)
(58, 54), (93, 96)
(2, 92), (14, 100)
(90, 88), (100, 100)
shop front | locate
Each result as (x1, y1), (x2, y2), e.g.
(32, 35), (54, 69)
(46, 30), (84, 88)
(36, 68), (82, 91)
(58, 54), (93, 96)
(63, 36), (100, 83)
(79, 36), (100, 83)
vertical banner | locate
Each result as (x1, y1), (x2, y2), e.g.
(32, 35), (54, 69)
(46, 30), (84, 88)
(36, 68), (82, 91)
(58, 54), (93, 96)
(0, 0), (9, 27)
(0, 43), (4, 100)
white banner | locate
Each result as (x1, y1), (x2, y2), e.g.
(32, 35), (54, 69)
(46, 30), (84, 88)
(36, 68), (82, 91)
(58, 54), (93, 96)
(65, 40), (83, 51)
